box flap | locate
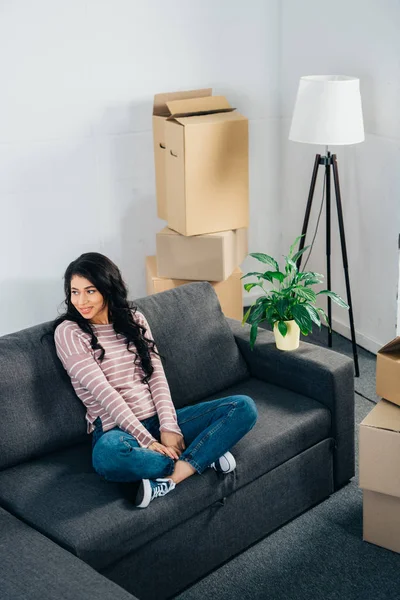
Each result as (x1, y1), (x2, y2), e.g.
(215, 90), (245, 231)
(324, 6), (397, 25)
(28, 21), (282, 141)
(360, 399), (400, 433)
(171, 108), (237, 125)
(153, 89), (212, 117)
(378, 336), (400, 354)
(166, 96), (232, 118)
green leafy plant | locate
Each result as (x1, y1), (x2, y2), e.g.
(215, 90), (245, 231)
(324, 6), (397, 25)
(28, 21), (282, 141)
(242, 235), (349, 349)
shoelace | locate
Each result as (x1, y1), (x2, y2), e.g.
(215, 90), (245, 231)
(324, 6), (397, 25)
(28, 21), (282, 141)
(151, 479), (176, 499)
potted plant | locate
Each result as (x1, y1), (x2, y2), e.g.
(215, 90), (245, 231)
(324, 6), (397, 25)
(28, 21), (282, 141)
(242, 236), (349, 351)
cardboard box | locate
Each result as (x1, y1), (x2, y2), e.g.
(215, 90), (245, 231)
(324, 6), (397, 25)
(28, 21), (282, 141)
(145, 256), (243, 320)
(376, 337), (400, 407)
(153, 90), (248, 236)
(165, 94), (249, 236)
(153, 88), (212, 220)
(359, 399), (400, 553)
(363, 490), (400, 553)
(359, 399), (400, 498)
(155, 226), (248, 282)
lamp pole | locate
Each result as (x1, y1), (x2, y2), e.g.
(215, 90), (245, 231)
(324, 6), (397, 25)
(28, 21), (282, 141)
(296, 150), (360, 378)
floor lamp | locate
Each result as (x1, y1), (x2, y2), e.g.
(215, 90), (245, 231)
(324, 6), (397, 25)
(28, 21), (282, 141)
(289, 75), (364, 377)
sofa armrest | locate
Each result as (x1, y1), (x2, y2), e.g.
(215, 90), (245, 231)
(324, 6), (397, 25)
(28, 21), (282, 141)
(227, 318), (355, 489)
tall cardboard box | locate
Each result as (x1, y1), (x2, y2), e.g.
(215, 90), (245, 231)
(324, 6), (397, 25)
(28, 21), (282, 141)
(153, 88), (212, 220)
(359, 399), (400, 553)
(164, 95), (249, 236)
(145, 256), (243, 321)
(376, 337), (400, 407)
(156, 227), (248, 281)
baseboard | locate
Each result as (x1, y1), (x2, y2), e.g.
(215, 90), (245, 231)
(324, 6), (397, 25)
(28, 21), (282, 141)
(243, 290), (380, 355)
(331, 317), (380, 355)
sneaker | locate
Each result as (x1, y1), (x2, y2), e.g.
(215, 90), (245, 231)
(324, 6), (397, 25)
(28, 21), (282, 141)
(211, 452), (236, 474)
(135, 478), (176, 509)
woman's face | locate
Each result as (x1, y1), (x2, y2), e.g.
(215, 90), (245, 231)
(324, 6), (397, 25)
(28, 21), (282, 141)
(70, 275), (109, 324)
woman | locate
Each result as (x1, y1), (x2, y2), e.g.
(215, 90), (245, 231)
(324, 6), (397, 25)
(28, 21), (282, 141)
(53, 252), (258, 509)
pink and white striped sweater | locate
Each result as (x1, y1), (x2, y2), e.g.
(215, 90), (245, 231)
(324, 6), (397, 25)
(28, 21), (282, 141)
(54, 310), (182, 448)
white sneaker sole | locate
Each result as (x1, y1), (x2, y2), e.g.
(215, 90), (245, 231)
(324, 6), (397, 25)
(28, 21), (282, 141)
(214, 452), (236, 474)
(136, 479), (152, 508)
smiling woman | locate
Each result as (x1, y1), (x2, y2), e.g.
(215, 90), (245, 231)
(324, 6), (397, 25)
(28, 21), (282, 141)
(70, 277), (110, 324)
(49, 252), (257, 509)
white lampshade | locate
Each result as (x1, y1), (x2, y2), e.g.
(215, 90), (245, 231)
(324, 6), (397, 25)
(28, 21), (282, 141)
(289, 75), (364, 145)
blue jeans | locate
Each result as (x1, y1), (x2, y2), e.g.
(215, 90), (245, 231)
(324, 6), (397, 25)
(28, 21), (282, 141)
(91, 395), (257, 482)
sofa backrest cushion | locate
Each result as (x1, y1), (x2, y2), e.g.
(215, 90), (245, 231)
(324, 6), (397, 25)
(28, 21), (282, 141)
(0, 322), (87, 471)
(134, 282), (249, 409)
(0, 282), (249, 470)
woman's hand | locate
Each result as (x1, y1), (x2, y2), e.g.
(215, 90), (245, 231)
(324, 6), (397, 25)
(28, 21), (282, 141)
(160, 432), (186, 457)
(148, 441), (180, 460)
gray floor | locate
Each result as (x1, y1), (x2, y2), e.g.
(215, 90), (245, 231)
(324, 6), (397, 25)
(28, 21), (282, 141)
(176, 330), (400, 600)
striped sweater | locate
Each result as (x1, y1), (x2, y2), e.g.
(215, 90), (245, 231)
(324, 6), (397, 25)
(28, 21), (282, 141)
(54, 310), (182, 448)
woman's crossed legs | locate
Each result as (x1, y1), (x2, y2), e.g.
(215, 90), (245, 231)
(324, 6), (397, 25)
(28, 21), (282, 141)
(92, 395), (258, 507)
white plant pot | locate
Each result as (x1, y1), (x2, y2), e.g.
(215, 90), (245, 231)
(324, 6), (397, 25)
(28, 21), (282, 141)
(273, 320), (300, 351)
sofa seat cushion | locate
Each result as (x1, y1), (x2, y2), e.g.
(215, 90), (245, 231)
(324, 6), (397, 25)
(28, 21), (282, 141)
(0, 378), (331, 572)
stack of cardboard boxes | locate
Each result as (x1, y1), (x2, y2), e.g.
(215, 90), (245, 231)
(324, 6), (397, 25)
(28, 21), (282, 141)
(359, 337), (400, 553)
(145, 89), (249, 320)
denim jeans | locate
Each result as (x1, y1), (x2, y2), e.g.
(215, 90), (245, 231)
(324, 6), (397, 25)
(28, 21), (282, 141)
(91, 395), (257, 482)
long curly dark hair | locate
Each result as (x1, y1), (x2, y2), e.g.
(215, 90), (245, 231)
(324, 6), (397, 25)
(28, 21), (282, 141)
(49, 252), (158, 386)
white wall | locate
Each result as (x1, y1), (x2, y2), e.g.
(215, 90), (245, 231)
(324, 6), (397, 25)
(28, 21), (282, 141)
(2, 1), (399, 352)
(279, 0), (400, 353)
(0, 0), (281, 335)
(397, 249), (400, 336)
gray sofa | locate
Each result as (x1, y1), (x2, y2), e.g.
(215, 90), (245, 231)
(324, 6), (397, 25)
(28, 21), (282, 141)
(0, 506), (137, 600)
(0, 282), (355, 600)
